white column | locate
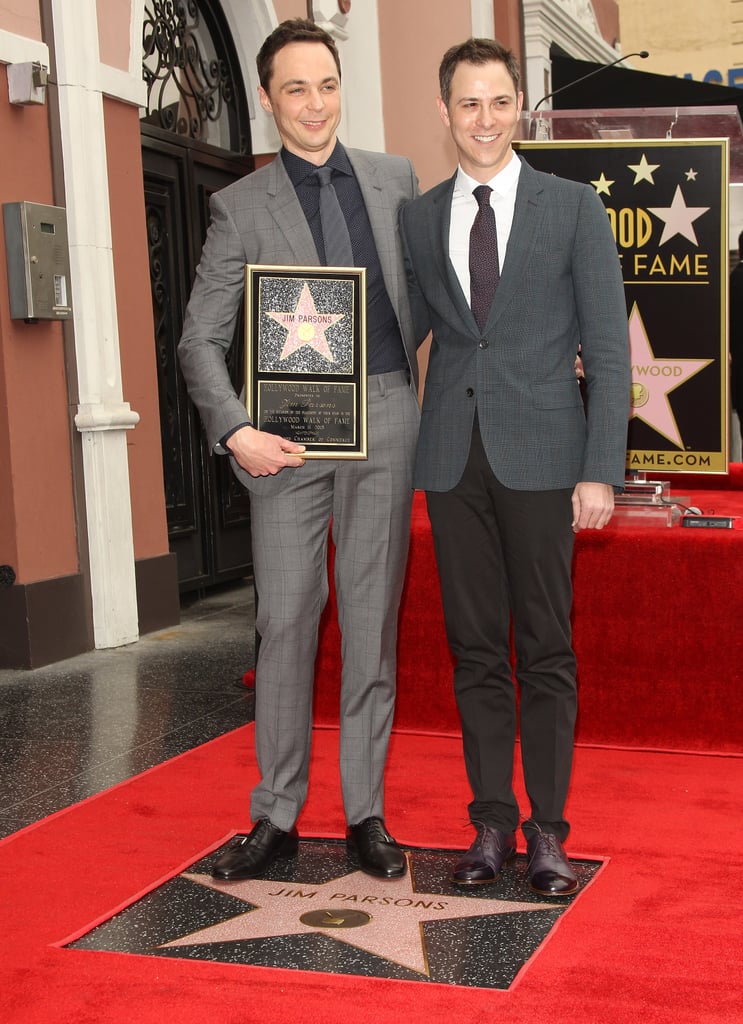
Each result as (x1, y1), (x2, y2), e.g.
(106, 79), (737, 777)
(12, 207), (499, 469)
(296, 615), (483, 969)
(222, 0), (278, 154)
(470, 0), (495, 39)
(0, 29), (49, 65)
(51, 0), (140, 649)
(313, 1), (385, 152)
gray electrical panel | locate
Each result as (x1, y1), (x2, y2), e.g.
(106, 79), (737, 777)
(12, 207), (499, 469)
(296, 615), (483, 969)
(3, 201), (73, 321)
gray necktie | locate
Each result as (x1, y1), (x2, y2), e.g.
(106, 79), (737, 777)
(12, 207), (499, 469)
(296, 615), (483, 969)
(315, 165), (354, 267)
(469, 184), (499, 330)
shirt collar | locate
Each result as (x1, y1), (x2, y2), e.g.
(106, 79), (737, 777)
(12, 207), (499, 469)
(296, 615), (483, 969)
(454, 150), (521, 199)
(281, 140), (353, 187)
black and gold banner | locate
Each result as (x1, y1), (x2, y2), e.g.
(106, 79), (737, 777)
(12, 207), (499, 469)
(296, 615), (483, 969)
(516, 139), (729, 473)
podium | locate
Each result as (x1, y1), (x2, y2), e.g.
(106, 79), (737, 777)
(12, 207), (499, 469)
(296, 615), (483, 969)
(522, 104), (743, 183)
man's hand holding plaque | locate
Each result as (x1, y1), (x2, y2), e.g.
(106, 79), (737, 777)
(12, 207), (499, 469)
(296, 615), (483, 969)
(226, 424), (306, 477)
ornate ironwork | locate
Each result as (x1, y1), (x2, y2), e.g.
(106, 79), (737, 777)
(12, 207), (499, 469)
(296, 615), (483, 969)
(145, 186), (190, 519)
(142, 0), (247, 152)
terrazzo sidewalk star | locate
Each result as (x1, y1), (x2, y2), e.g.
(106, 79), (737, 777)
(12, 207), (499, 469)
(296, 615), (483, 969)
(66, 838), (602, 990)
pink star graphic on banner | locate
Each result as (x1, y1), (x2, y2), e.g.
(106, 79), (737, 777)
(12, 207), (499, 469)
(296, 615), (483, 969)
(647, 185), (709, 246)
(267, 283), (344, 362)
(628, 303), (713, 447)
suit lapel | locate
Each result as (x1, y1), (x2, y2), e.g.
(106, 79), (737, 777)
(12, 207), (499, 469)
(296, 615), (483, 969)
(264, 157), (320, 265)
(347, 149), (403, 310)
(488, 159), (544, 329)
(428, 175), (479, 332)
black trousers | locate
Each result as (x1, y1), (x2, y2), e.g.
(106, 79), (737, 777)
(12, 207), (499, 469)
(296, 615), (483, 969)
(426, 423), (577, 841)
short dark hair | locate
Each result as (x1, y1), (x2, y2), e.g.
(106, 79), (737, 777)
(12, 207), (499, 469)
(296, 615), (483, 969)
(439, 38), (520, 106)
(256, 18), (341, 91)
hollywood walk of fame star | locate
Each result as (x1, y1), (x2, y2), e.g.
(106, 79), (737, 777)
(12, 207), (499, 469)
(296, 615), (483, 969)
(628, 303), (713, 447)
(161, 864), (554, 976)
(591, 172), (614, 196)
(266, 283), (345, 362)
(628, 153), (660, 185)
(647, 185), (709, 246)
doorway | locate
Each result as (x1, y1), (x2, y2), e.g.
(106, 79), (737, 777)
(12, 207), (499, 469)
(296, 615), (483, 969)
(140, 0), (254, 591)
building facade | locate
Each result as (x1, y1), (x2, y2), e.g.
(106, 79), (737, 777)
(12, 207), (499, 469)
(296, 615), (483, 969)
(617, 0), (743, 89)
(0, 0), (621, 668)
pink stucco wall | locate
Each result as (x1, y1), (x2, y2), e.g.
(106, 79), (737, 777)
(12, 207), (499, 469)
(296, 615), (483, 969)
(378, 0), (472, 192)
(97, 0), (132, 70)
(0, 1), (42, 40)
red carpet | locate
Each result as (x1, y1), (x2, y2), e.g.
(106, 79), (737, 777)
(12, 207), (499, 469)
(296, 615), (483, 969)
(1, 725), (741, 1023)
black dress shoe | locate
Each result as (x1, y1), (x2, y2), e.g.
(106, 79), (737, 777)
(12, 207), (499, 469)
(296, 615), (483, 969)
(526, 831), (578, 896)
(451, 824), (517, 885)
(346, 817), (407, 878)
(212, 819), (299, 881)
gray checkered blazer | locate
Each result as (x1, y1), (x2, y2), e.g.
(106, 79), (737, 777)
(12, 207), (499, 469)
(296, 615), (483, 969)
(178, 147), (419, 492)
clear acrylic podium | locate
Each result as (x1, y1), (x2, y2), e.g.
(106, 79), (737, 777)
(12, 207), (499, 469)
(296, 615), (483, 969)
(521, 105), (743, 184)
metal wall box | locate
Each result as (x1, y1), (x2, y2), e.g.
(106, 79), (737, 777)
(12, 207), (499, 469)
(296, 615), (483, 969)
(3, 201), (73, 321)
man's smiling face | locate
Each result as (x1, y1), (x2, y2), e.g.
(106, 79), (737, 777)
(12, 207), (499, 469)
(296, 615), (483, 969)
(437, 59), (523, 182)
(258, 41), (341, 166)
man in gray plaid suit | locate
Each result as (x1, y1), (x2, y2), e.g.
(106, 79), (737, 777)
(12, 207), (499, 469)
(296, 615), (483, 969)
(400, 38), (630, 896)
(178, 19), (420, 881)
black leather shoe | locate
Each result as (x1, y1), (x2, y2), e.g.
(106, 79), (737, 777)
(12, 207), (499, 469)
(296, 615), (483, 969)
(526, 831), (578, 896)
(451, 824), (517, 885)
(346, 817), (407, 878)
(212, 819), (299, 881)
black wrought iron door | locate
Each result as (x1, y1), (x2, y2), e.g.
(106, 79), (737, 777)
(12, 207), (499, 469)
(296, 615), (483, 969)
(142, 132), (254, 591)
(140, 0), (254, 591)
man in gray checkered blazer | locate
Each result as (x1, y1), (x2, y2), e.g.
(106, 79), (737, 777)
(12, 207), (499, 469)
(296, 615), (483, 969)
(178, 19), (420, 882)
(400, 38), (630, 897)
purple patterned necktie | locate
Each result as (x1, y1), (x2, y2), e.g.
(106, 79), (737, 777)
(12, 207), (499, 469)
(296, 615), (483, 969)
(469, 184), (499, 330)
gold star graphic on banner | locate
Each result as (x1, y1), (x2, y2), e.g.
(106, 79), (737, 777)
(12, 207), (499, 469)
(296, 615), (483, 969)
(647, 185), (709, 246)
(266, 283), (344, 362)
(628, 153), (660, 184)
(591, 172), (614, 196)
(161, 865), (554, 977)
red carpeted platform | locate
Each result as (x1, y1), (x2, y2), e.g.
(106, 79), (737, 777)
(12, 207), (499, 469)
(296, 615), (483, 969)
(313, 466), (743, 754)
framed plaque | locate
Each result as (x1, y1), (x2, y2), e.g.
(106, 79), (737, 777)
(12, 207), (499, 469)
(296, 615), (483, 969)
(245, 265), (367, 459)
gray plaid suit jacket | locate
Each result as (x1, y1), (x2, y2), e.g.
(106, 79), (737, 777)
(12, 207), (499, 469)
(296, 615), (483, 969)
(400, 157), (630, 493)
(178, 147), (419, 494)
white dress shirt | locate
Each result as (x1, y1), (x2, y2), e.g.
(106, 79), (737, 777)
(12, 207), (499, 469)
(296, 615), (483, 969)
(449, 150), (521, 308)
